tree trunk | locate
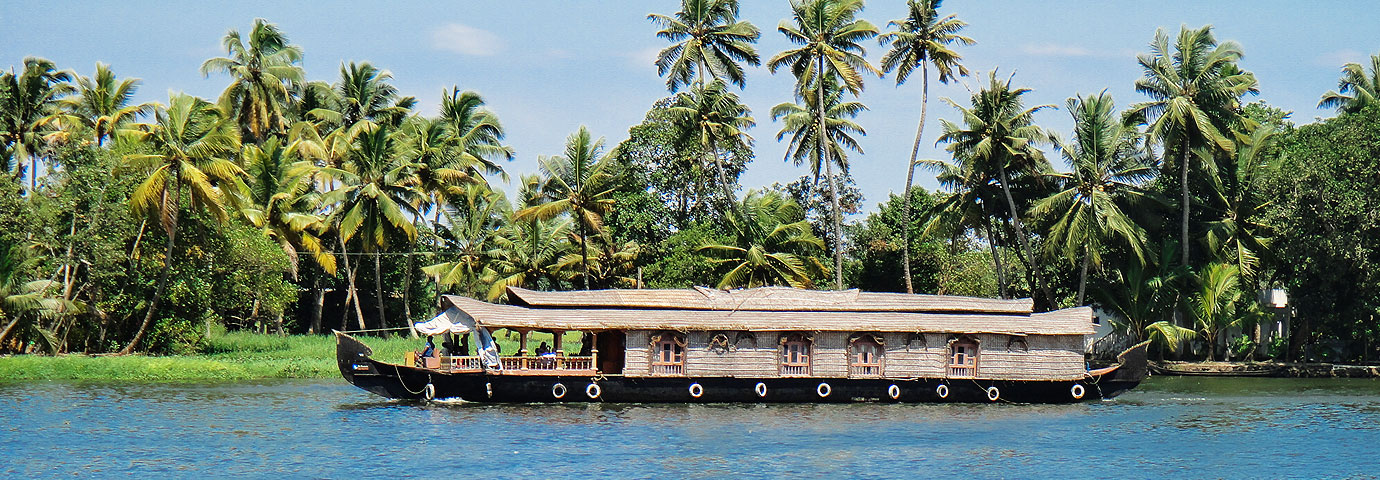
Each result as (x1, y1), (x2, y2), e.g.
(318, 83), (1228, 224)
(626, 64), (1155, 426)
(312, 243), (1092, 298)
(711, 145), (738, 216)
(982, 218), (1008, 299)
(901, 65), (930, 294)
(579, 215), (590, 290)
(373, 251), (389, 334)
(817, 54), (844, 290)
(402, 219), (417, 328)
(309, 274), (324, 334)
(1076, 251), (1091, 306)
(119, 182), (181, 355)
(338, 236), (366, 331)
(996, 165), (1054, 307)
(1180, 137), (1191, 269)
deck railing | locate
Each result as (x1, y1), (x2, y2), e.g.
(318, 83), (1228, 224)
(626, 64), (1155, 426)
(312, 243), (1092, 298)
(651, 363), (685, 375)
(496, 356), (595, 373)
(780, 364), (810, 376)
(850, 364), (881, 377)
(947, 366), (975, 378)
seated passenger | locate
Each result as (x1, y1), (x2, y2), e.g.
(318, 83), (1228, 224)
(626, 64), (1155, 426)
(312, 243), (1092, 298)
(535, 342), (551, 356)
(421, 336), (436, 360)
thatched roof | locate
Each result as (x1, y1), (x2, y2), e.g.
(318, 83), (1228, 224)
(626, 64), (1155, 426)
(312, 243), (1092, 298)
(507, 286), (1033, 314)
(443, 288), (1091, 336)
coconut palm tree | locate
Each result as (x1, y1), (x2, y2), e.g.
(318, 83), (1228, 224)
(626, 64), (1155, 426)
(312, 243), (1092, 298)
(664, 79), (755, 211)
(60, 63), (153, 147)
(936, 71), (1055, 306)
(118, 93), (244, 354)
(649, 0), (762, 91)
(1031, 92), (1155, 305)
(486, 175), (573, 300)
(1095, 241), (1193, 353)
(1319, 52), (1380, 114)
(200, 18), (304, 144)
(699, 190), (825, 289)
(918, 153), (1011, 297)
(515, 127), (619, 290)
(240, 136), (335, 280)
(329, 62), (416, 130)
(555, 229), (641, 289)
(423, 184), (509, 299)
(1205, 124), (1279, 283)
(1191, 261), (1242, 361)
(0, 240), (82, 351)
(772, 75), (867, 256)
(1127, 25), (1257, 268)
(0, 57), (74, 191)
(322, 125), (422, 329)
(436, 87), (512, 215)
(878, 0), (973, 293)
(768, 0), (879, 289)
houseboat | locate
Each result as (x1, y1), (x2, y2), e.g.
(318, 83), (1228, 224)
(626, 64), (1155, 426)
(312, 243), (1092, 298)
(336, 286), (1149, 403)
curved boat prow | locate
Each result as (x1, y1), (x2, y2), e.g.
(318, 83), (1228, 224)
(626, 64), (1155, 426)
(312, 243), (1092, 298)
(335, 331), (375, 385)
(1091, 340), (1151, 399)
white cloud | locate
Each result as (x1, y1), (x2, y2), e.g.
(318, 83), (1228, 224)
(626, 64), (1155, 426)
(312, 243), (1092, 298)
(1315, 49), (1365, 68)
(1020, 43), (1094, 57)
(430, 23), (503, 56)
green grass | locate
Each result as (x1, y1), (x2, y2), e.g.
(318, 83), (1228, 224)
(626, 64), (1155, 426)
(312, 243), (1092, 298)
(0, 332), (421, 382)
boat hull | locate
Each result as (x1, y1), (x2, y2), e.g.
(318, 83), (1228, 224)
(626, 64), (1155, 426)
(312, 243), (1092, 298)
(337, 333), (1147, 404)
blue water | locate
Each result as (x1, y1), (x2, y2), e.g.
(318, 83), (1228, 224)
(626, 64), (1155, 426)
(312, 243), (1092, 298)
(3, 376), (1379, 479)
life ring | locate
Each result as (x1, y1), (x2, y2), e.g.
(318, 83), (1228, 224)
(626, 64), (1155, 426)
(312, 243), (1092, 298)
(755, 382), (768, 397)
(936, 384), (949, 399)
(986, 386), (1000, 402)
(1070, 383), (1086, 400)
(423, 383), (435, 401)
(552, 382), (567, 399)
(888, 384), (901, 400)
(586, 383), (602, 399)
(817, 382), (831, 398)
(689, 383), (704, 398)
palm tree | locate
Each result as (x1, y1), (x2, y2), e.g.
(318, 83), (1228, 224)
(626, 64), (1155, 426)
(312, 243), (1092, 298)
(119, 93), (244, 354)
(649, 0), (762, 91)
(699, 190), (825, 288)
(330, 62), (416, 130)
(936, 71), (1055, 306)
(1127, 25), (1257, 268)
(772, 75), (867, 256)
(878, 0), (973, 293)
(1205, 124), (1279, 283)
(486, 175), (573, 300)
(0, 240), (81, 351)
(240, 136), (336, 280)
(0, 57), (74, 191)
(555, 229), (641, 289)
(200, 18), (304, 144)
(1095, 242), (1193, 355)
(664, 80), (755, 211)
(322, 125), (422, 330)
(1031, 92), (1155, 305)
(917, 152), (1011, 297)
(60, 63), (153, 147)
(1191, 261), (1242, 361)
(436, 87), (512, 217)
(768, 0), (880, 289)
(1319, 52), (1380, 114)
(422, 184), (509, 299)
(516, 127), (619, 290)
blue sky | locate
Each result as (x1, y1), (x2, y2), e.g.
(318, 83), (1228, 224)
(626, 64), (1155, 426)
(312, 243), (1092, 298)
(3, 1), (1376, 214)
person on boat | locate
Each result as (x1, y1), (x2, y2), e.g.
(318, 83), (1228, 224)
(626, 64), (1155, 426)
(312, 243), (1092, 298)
(421, 336), (436, 360)
(535, 342), (551, 356)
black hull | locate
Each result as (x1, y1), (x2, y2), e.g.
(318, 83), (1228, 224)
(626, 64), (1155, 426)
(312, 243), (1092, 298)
(336, 333), (1148, 404)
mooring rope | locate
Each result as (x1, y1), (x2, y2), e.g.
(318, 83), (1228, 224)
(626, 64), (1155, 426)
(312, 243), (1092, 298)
(392, 364), (432, 395)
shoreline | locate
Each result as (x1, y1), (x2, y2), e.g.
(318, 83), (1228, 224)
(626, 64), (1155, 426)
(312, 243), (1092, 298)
(1151, 361), (1380, 378)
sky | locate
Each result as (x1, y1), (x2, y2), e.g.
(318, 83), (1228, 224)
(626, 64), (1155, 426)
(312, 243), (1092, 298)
(3, 1), (1376, 215)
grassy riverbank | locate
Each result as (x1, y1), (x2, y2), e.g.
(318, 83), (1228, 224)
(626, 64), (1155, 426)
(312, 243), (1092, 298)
(0, 333), (419, 381)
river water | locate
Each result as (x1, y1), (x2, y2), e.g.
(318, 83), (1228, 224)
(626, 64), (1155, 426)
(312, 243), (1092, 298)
(3, 376), (1378, 479)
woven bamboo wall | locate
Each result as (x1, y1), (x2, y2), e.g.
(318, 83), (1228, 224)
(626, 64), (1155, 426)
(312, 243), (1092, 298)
(617, 330), (1084, 380)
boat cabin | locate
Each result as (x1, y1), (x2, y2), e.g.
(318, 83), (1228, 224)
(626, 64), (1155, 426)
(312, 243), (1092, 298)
(424, 286), (1095, 382)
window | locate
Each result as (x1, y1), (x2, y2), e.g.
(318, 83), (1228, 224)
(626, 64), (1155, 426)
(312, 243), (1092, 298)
(948, 339), (978, 378)
(650, 333), (685, 375)
(780, 334), (811, 376)
(849, 335), (883, 377)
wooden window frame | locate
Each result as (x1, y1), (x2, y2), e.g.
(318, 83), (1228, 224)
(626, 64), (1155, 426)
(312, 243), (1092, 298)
(779, 333), (812, 377)
(649, 332), (686, 376)
(947, 338), (979, 378)
(848, 334), (884, 377)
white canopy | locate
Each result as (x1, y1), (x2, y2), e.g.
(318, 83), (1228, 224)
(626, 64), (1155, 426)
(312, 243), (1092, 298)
(413, 307), (475, 335)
